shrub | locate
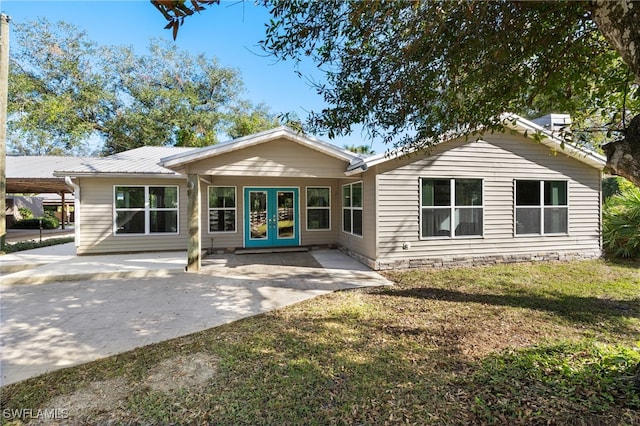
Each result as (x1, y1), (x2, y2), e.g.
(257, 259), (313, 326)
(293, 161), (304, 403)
(603, 176), (635, 201)
(17, 207), (33, 220)
(12, 216), (60, 230)
(2, 237), (74, 254)
(603, 185), (640, 258)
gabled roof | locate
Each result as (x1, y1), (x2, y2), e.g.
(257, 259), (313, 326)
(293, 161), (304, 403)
(54, 146), (198, 177)
(160, 126), (359, 170)
(345, 113), (607, 175)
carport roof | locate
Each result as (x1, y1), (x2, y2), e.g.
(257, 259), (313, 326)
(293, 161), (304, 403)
(6, 156), (95, 193)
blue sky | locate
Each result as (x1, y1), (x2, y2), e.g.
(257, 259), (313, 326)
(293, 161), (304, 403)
(1, 0), (383, 153)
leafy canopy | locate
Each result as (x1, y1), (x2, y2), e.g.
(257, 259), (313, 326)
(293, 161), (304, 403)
(8, 18), (279, 156)
(260, 1), (637, 150)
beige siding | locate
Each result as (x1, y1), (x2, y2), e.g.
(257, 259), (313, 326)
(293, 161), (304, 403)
(77, 176), (345, 254)
(337, 173), (377, 260)
(187, 138), (349, 178)
(374, 133), (601, 267)
(76, 177), (188, 255)
(203, 176), (342, 250)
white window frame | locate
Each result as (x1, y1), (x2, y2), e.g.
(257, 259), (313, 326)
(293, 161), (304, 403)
(305, 186), (331, 231)
(113, 185), (179, 236)
(342, 181), (363, 237)
(208, 186), (237, 234)
(514, 180), (569, 236)
(419, 178), (484, 239)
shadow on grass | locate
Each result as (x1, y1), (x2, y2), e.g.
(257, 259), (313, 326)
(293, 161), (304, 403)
(380, 287), (640, 336)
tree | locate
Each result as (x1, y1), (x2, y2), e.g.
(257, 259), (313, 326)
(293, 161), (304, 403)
(343, 144), (375, 155)
(8, 19), (277, 156)
(226, 101), (280, 140)
(154, 0), (640, 185)
(9, 19), (112, 155)
(603, 184), (640, 258)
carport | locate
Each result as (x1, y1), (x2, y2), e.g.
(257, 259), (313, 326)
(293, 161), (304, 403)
(5, 156), (94, 230)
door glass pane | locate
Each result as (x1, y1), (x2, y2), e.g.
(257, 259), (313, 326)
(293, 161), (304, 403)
(249, 191), (267, 240)
(277, 191), (295, 238)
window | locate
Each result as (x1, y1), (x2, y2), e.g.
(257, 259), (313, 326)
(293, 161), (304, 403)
(342, 182), (362, 236)
(515, 180), (568, 235)
(420, 178), (483, 238)
(115, 186), (178, 235)
(306, 187), (330, 230)
(209, 186), (236, 233)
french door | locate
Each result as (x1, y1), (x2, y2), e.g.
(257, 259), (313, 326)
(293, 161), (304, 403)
(244, 187), (299, 248)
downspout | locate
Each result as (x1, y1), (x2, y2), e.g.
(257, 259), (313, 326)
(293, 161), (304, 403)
(64, 176), (80, 249)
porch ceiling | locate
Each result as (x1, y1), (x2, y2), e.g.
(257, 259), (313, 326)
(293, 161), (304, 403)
(6, 178), (73, 194)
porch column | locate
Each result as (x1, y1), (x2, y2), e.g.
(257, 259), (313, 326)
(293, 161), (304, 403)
(60, 191), (66, 230)
(186, 173), (201, 272)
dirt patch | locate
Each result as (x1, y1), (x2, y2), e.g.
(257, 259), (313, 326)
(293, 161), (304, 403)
(36, 377), (129, 423)
(145, 352), (218, 393)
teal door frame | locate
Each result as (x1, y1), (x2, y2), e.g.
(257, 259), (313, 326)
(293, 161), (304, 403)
(244, 187), (300, 248)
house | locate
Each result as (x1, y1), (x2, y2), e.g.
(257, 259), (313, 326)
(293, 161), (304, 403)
(54, 113), (606, 270)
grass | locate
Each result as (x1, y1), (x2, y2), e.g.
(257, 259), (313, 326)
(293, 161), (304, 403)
(1, 259), (639, 424)
(0, 237), (74, 254)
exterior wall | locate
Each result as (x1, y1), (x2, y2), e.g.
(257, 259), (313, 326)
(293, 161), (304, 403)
(76, 175), (348, 255)
(76, 177), (188, 255)
(202, 176), (342, 251)
(6, 196), (45, 223)
(372, 133), (602, 270)
(186, 138), (348, 178)
(337, 173), (378, 261)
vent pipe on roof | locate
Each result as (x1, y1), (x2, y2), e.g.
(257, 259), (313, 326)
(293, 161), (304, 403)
(531, 114), (572, 132)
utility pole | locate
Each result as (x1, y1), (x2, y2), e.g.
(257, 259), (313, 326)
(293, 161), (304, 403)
(0, 14), (9, 250)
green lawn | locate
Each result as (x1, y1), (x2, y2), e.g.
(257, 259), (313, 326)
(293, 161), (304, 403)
(2, 260), (639, 425)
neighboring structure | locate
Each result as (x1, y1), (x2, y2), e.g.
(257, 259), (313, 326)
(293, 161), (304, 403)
(54, 113), (606, 270)
(5, 195), (45, 227)
(6, 156), (92, 229)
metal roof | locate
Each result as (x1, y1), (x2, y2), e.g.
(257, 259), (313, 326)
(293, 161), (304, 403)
(53, 146), (197, 176)
(6, 156), (94, 193)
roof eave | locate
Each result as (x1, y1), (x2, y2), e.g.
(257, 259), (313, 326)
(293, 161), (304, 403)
(160, 127), (357, 169)
(53, 171), (185, 179)
(500, 113), (606, 170)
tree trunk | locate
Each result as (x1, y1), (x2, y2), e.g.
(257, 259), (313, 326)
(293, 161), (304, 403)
(590, 0), (640, 83)
(602, 114), (640, 186)
(589, 1), (640, 185)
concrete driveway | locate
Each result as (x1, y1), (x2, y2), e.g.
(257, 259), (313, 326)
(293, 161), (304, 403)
(0, 249), (390, 386)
